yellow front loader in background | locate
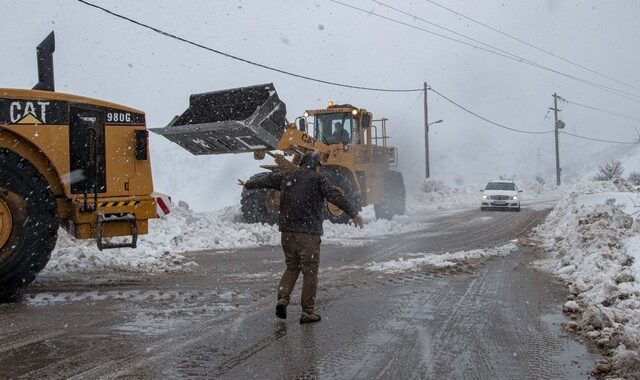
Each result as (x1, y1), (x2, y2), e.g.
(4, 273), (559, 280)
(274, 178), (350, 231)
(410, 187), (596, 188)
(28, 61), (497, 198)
(0, 32), (158, 297)
(153, 84), (406, 225)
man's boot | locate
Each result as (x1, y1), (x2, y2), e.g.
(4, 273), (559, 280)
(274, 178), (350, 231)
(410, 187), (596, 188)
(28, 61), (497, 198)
(275, 299), (287, 319)
(300, 312), (321, 324)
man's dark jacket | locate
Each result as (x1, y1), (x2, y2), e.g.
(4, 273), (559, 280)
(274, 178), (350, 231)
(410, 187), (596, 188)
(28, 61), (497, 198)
(244, 169), (359, 236)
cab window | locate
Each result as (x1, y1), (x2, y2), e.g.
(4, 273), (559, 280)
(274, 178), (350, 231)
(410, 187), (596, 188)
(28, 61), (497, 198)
(315, 112), (358, 145)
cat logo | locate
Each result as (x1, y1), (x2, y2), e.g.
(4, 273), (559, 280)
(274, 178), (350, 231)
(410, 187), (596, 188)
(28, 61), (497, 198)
(9, 101), (50, 124)
(300, 133), (317, 147)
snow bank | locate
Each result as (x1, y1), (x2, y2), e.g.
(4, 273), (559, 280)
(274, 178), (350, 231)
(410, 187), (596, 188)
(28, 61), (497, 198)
(46, 202), (430, 274)
(44, 202), (279, 274)
(406, 178), (479, 214)
(530, 180), (640, 377)
(44, 229), (199, 274)
(366, 243), (517, 274)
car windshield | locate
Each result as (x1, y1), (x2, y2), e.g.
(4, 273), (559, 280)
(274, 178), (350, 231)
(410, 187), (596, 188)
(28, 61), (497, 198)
(486, 182), (516, 191)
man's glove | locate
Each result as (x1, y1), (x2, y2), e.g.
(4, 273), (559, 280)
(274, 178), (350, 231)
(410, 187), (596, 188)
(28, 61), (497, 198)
(237, 178), (246, 187)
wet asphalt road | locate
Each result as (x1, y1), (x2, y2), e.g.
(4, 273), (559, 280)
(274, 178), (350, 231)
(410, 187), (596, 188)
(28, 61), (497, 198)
(0, 204), (600, 379)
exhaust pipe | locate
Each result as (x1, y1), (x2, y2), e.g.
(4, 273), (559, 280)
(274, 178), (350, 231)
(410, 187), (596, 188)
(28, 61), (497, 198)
(32, 31), (55, 92)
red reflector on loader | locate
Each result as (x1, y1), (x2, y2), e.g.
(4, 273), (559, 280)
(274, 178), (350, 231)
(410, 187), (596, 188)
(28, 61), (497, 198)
(154, 193), (171, 217)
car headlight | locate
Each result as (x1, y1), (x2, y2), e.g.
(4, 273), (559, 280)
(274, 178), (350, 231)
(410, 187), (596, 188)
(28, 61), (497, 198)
(512, 195), (518, 200)
(482, 195), (488, 199)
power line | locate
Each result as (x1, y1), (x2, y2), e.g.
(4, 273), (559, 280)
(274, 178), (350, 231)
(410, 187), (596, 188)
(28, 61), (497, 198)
(368, 0), (523, 62)
(559, 97), (640, 123)
(329, 0), (640, 103)
(559, 130), (639, 145)
(428, 86), (554, 135)
(79, 0), (640, 104)
(423, 0), (640, 94)
(430, 86), (639, 144)
(76, 0), (422, 93)
(365, 0), (640, 102)
(328, 0), (527, 63)
(74, 0), (640, 147)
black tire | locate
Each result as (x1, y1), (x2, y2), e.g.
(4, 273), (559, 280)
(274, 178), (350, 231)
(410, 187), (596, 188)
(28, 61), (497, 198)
(374, 171), (406, 220)
(240, 172), (280, 225)
(321, 167), (361, 224)
(481, 206), (487, 211)
(0, 149), (59, 299)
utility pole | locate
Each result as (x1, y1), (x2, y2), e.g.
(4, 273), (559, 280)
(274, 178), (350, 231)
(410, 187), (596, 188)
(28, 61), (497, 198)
(551, 93), (562, 186)
(424, 82), (430, 178)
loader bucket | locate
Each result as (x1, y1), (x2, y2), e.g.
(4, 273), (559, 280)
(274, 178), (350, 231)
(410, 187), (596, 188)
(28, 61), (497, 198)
(151, 83), (286, 155)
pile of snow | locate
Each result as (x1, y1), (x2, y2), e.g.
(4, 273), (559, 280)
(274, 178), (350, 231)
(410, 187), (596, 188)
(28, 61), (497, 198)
(366, 243), (517, 274)
(525, 181), (562, 197)
(44, 201), (279, 275)
(530, 180), (640, 377)
(46, 202), (430, 274)
(44, 229), (199, 274)
(406, 178), (480, 214)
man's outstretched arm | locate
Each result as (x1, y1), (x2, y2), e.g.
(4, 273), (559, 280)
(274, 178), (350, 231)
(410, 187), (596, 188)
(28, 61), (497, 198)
(241, 172), (285, 190)
(319, 177), (364, 228)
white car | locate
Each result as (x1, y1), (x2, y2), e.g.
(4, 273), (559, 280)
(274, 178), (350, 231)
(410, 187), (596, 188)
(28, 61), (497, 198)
(480, 180), (522, 211)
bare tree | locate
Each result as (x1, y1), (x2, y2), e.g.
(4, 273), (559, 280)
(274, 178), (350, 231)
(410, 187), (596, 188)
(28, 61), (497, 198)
(593, 160), (624, 181)
(628, 171), (640, 186)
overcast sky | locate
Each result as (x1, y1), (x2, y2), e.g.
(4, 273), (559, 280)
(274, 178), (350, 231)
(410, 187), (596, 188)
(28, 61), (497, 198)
(2, 0), (640, 210)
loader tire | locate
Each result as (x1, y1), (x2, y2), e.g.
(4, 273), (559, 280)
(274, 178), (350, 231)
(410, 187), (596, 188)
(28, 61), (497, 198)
(0, 149), (59, 300)
(374, 171), (406, 220)
(322, 168), (361, 224)
(240, 173), (280, 225)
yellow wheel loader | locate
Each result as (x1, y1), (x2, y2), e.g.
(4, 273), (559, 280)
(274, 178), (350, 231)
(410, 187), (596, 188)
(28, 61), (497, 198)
(0, 32), (158, 297)
(153, 84), (406, 225)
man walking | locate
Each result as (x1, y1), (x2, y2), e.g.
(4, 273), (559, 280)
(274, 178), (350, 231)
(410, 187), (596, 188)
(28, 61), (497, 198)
(240, 152), (363, 324)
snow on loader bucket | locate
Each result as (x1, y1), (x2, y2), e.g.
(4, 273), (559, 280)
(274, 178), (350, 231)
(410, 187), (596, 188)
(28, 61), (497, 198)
(151, 83), (287, 155)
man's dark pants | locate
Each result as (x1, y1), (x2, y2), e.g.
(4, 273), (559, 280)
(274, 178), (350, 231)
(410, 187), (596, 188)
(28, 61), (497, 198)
(278, 232), (321, 314)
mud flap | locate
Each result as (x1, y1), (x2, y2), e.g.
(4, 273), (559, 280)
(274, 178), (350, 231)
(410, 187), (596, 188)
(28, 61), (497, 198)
(150, 83), (287, 155)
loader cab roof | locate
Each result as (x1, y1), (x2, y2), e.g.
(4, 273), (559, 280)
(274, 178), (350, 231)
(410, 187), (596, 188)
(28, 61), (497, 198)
(0, 88), (145, 115)
(304, 105), (367, 116)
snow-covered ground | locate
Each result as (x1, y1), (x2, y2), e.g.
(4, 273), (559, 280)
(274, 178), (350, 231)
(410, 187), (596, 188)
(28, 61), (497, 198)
(366, 243), (517, 274)
(45, 178), (560, 275)
(529, 180), (640, 377)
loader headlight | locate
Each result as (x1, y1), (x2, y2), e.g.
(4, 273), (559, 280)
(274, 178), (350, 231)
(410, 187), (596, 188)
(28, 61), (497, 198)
(482, 195), (488, 199)
(352, 109), (358, 115)
(512, 195), (518, 200)
(303, 111), (309, 118)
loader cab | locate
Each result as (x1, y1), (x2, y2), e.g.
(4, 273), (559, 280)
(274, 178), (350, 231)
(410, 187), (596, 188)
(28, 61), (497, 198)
(307, 104), (371, 146)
